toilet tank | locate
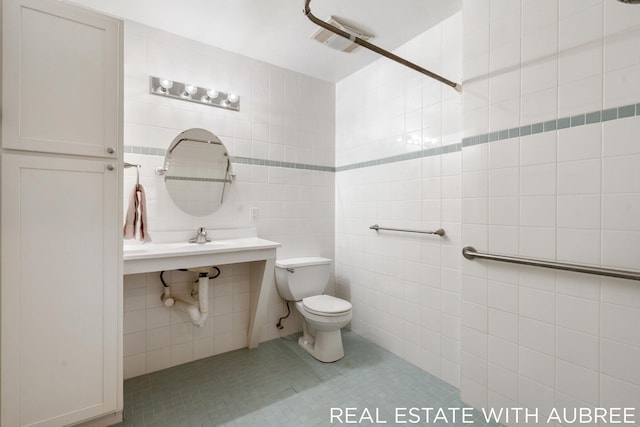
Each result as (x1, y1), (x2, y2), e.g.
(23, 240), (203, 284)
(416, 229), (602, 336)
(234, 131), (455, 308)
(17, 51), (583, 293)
(275, 257), (332, 301)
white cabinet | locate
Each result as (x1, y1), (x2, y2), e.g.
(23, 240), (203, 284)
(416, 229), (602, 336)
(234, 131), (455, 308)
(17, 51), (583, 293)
(0, 0), (123, 426)
(1, 0), (121, 158)
(1, 155), (121, 427)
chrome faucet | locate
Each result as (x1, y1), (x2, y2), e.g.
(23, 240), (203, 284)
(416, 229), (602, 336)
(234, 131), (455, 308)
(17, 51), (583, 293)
(189, 227), (211, 244)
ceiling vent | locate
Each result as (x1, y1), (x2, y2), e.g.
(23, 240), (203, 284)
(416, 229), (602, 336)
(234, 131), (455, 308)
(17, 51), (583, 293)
(309, 16), (373, 53)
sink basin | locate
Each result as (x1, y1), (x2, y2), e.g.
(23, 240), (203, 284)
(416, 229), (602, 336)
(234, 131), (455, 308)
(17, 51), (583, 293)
(167, 240), (235, 250)
(124, 240), (226, 253)
(123, 237), (280, 262)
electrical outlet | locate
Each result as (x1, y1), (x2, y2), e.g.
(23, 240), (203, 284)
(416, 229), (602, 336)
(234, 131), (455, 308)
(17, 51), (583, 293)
(250, 207), (259, 220)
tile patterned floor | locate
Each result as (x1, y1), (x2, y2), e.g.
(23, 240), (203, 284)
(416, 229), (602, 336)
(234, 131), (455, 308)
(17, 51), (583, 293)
(117, 331), (501, 426)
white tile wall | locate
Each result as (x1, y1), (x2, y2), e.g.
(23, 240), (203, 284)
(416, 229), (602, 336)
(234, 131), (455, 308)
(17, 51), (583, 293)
(335, 12), (463, 387)
(461, 0), (640, 420)
(122, 22), (335, 377)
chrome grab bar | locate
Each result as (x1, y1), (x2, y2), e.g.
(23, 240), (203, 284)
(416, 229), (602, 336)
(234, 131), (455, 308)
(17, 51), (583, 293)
(462, 246), (640, 282)
(369, 224), (445, 236)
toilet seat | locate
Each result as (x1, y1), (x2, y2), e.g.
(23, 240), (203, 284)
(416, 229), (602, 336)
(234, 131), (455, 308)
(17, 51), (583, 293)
(302, 295), (352, 317)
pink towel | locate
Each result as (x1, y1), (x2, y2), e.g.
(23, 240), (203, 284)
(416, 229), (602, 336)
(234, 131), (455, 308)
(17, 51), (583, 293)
(123, 184), (151, 242)
(137, 184), (151, 243)
(123, 185), (138, 239)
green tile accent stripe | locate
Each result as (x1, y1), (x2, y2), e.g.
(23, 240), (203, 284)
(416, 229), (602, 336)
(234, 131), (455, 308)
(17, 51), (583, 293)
(335, 143), (462, 172)
(125, 102), (640, 174)
(602, 107), (618, 122)
(557, 117), (571, 129)
(619, 104), (635, 118)
(123, 147), (335, 172)
(165, 176), (231, 183)
(124, 146), (167, 156)
(571, 114), (585, 127)
(231, 156), (334, 172)
(544, 120), (557, 131)
(461, 102), (639, 149)
(586, 111), (601, 124)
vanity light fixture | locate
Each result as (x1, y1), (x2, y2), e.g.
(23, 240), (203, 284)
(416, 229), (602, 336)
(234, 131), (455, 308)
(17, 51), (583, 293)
(149, 76), (240, 111)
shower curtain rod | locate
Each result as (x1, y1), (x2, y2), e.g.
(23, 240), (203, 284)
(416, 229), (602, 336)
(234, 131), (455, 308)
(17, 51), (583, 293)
(303, 0), (462, 92)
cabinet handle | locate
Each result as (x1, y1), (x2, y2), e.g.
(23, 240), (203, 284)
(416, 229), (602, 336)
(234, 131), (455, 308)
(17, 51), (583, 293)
(106, 147), (116, 154)
(106, 163), (116, 171)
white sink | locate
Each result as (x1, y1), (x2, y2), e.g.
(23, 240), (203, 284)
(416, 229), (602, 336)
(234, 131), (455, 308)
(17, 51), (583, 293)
(123, 237), (277, 261)
(123, 237), (280, 275)
(122, 232), (281, 349)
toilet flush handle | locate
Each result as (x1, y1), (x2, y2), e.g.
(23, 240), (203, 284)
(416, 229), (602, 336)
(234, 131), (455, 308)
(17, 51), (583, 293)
(286, 268), (295, 273)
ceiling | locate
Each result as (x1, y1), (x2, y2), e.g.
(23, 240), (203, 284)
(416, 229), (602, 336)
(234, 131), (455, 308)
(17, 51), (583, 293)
(67, 0), (461, 83)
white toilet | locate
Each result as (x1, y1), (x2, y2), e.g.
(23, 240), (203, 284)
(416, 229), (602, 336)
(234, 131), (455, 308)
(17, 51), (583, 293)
(275, 257), (352, 362)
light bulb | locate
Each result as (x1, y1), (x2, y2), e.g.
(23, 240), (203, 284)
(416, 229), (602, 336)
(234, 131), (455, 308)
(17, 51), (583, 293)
(201, 88), (219, 103)
(181, 83), (198, 99)
(157, 78), (173, 94)
(227, 93), (239, 103)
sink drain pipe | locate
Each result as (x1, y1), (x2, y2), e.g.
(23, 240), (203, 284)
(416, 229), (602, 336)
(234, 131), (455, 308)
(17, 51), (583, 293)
(160, 271), (175, 307)
(173, 272), (209, 327)
(159, 267), (221, 328)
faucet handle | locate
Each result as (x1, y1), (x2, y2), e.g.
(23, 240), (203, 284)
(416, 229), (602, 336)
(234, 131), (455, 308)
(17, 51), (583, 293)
(189, 227), (211, 244)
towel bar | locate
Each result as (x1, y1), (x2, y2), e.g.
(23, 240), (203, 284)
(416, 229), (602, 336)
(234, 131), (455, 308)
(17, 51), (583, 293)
(124, 162), (141, 185)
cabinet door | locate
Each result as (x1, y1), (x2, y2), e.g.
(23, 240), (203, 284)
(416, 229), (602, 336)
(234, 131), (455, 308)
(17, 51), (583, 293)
(1, 0), (121, 158)
(1, 153), (120, 427)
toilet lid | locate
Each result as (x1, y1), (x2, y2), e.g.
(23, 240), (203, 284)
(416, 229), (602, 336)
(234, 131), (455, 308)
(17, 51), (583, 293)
(302, 295), (352, 315)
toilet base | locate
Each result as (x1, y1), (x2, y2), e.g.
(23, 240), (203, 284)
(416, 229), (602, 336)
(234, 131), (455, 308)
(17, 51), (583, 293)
(298, 329), (344, 363)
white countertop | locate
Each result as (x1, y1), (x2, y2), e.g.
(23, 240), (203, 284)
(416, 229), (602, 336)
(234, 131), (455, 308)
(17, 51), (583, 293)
(123, 235), (281, 275)
(123, 237), (280, 261)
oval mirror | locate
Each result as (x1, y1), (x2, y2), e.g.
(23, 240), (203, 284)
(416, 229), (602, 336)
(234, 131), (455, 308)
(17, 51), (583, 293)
(160, 128), (233, 217)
